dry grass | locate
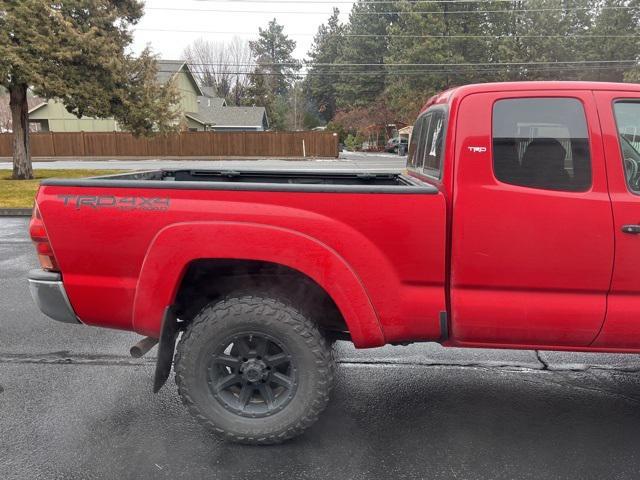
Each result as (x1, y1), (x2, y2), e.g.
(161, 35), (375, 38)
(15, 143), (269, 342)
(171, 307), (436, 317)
(0, 169), (125, 208)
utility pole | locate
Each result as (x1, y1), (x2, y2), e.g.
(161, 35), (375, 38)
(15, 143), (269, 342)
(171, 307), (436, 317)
(293, 82), (298, 131)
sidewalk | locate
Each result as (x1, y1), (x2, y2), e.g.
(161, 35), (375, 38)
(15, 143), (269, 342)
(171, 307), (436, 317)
(0, 155), (327, 162)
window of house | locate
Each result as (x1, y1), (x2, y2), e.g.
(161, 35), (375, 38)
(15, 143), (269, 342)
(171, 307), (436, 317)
(492, 98), (591, 192)
(613, 101), (640, 192)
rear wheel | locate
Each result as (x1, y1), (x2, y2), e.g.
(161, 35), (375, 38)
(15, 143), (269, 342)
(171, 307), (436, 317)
(175, 292), (334, 444)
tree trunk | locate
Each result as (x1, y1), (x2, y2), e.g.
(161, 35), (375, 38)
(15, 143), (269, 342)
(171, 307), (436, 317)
(10, 83), (33, 180)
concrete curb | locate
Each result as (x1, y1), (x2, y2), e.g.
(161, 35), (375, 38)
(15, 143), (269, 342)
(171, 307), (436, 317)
(0, 208), (32, 217)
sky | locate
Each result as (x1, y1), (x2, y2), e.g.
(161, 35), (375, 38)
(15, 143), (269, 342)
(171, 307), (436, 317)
(132, 0), (356, 61)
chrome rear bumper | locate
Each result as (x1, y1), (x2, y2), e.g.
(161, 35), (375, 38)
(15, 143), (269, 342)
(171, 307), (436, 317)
(27, 269), (80, 324)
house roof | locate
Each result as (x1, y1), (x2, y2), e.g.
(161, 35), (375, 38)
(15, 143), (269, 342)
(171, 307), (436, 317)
(199, 95), (226, 109)
(28, 102), (48, 115)
(217, 107), (268, 128)
(185, 112), (208, 125)
(195, 102), (268, 128)
(156, 60), (204, 96)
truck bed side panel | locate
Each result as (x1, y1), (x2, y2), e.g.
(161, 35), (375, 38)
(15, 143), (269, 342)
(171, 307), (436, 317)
(36, 185), (447, 345)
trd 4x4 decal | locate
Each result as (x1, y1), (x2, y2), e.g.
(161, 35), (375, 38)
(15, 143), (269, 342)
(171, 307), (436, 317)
(58, 195), (170, 211)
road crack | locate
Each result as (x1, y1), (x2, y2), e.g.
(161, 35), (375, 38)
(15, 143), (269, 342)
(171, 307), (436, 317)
(535, 350), (549, 370)
(337, 359), (541, 372)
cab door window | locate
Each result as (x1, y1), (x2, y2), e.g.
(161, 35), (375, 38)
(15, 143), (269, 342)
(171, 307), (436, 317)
(492, 98), (592, 191)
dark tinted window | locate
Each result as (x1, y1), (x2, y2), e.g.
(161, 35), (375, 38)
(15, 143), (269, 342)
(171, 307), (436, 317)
(492, 98), (591, 191)
(407, 114), (429, 169)
(407, 109), (445, 178)
(613, 101), (640, 192)
(423, 111), (445, 178)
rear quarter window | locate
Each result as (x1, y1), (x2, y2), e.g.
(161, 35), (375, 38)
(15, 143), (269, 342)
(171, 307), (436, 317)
(407, 108), (446, 179)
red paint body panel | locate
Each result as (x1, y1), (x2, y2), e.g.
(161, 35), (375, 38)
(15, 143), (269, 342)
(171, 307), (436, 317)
(34, 81), (640, 353)
(36, 187), (447, 347)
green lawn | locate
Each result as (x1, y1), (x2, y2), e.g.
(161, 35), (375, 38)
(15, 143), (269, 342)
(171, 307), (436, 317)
(0, 169), (125, 208)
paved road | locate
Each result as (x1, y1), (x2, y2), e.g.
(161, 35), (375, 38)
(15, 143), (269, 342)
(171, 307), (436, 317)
(0, 151), (407, 172)
(3, 217), (640, 479)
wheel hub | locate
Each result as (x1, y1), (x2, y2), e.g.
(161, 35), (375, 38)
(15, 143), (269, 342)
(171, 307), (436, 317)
(240, 358), (268, 383)
(207, 332), (297, 418)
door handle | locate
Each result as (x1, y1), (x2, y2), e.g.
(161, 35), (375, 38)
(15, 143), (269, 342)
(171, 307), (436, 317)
(622, 224), (640, 234)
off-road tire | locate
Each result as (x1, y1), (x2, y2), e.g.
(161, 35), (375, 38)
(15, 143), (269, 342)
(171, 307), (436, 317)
(175, 292), (335, 445)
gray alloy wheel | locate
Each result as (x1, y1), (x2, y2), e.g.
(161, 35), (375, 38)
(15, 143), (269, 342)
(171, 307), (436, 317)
(175, 292), (335, 444)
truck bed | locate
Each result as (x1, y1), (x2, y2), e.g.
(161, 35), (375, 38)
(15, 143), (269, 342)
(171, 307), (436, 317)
(41, 169), (434, 193)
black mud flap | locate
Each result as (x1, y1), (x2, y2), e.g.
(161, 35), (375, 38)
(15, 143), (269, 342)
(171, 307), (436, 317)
(153, 306), (179, 393)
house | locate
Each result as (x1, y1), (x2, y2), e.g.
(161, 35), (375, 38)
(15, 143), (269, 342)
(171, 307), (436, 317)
(28, 60), (205, 132)
(398, 125), (413, 142)
(185, 90), (269, 132)
(29, 60), (269, 133)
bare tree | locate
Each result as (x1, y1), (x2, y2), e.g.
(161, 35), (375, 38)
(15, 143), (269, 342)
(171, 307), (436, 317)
(183, 37), (253, 104)
(228, 37), (253, 106)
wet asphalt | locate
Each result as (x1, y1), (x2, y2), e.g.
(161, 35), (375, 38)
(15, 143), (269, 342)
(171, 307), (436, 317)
(3, 215), (640, 479)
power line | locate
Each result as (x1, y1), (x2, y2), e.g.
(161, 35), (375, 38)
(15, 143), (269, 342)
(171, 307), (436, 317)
(145, 6), (330, 14)
(356, 5), (636, 14)
(157, 63), (637, 76)
(172, 59), (640, 67)
(136, 27), (640, 39)
(146, 5), (636, 15)
(154, 64), (637, 79)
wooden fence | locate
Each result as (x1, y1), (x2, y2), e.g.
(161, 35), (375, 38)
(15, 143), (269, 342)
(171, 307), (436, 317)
(0, 131), (339, 158)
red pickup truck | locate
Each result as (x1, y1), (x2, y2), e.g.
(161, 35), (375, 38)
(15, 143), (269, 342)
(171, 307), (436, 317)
(28, 81), (640, 444)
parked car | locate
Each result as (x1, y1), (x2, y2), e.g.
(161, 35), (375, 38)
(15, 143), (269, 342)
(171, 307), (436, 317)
(28, 81), (640, 444)
(385, 136), (408, 153)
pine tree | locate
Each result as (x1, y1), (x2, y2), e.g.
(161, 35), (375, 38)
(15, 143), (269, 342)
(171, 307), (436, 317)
(304, 8), (345, 123)
(336, 0), (396, 109)
(249, 19), (301, 97)
(0, 0), (180, 180)
(246, 19), (301, 130)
